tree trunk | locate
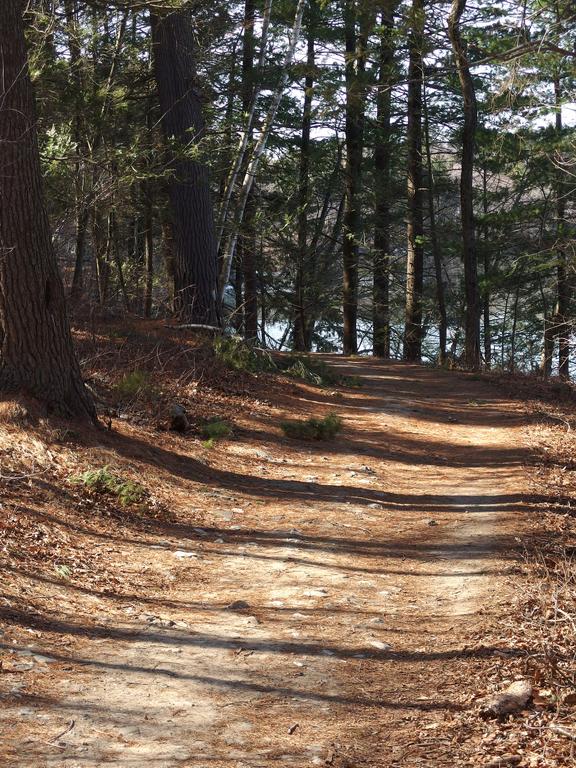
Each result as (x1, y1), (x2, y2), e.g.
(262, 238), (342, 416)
(64, 0), (89, 302)
(342, 0), (372, 356)
(481, 164), (491, 368)
(216, 0), (272, 255)
(294, 2), (316, 352)
(110, 211), (130, 312)
(0, 1), (95, 419)
(373, 1), (397, 358)
(143, 187), (154, 318)
(403, 0), (425, 361)
(554, 76), (570, 380)
(448, 0), (480, 369)
(423, 80), (447, 364)
(240, 0), (259, 340)
(150, 8), (219, 325)
(219, 0), (306, 297)
(93, 208), (111, 306)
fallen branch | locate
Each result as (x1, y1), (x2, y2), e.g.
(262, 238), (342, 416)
(479, 679), (533, 718)
(47, 719), (75, 745)
(549, 723), (576, 741)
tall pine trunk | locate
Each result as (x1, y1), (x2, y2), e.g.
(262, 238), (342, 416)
(294, 2), (317, 352)
(403, 0), (425, 361)
(448, 0), (480, 369)
(554, 76), (570, 379)
(218, 0), (306, 298)
(423, 82), (447, 364)
(150, 8), (219, 325)
(373, 1), (397, 358)
(481, 164), (492, 368)
(0, 1), (95, 419)
(342, 0), (371, 356)
(240, 0), (259, 340)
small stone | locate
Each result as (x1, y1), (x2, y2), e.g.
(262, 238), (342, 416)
(427, 519), (438, 526)
(226, 600), (251, 611)
(369, 640), (391, 651)
(170, 404), (189, 433)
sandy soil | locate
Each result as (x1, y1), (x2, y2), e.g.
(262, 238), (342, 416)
(1, 359), (539, 767)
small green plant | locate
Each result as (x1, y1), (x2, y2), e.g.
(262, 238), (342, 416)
(202, 438), (216, 449)
(54, 564), (71, 579)
(278, 355), (362, 389)
(214, 336), (276, 374)
(115, 370), (153, 399)
(200, 419), (233, 440)
(279, 355), (340, 386)
(280, 412), (342, 441)
(71, 466), (147, 505)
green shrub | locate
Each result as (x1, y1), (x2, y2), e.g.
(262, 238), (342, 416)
(278, 355), (362, 389)
(341, 374), (362, 388)
(115, 370), (153, 399)
(214, 336), (276, 374)
(202, 438), (216, 449)
(200, 419), (233, 440)
(280, 412), (342, 441)
(71, 466), (147, 505)
(278, 355), (339, 386)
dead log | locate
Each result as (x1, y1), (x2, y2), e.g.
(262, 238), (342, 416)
(479, 680), (533, 718)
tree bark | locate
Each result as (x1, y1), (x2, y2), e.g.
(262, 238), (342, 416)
(554, 75), (570, 379)
(0, 1), (95, 419)
(448, 0), (480, 369)
(342, 0), (372, 356)
(403, 0), (425, 361)
(143, 187), (154, 318)
(218, 0), (306, 299)
(423, 80), (447, 364)
(64, 0), (89, 302)
(481, 164), (491, 368)
(216, 0), (272, 255)
(150, 8), (219, 325)
(294, 2), (317, 352)
(240, 0), (259, 340)
(373, 1), (398, 358)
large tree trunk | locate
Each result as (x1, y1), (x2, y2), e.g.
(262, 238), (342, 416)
(373, 1), (398, 358)
(150, 8), (219, 325)
(342, 0), (372, 356)
(448, 0), (480, 369)
(403, 0), (425, 362)
(0, 1), (95, 420)
(294, 2), (317, 352)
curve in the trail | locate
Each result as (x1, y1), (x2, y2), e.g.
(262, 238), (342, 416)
(6, 360), (532, 768)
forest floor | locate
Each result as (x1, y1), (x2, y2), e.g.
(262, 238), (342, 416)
(1, 324), (575, 767)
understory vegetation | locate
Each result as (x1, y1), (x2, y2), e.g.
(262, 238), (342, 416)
(71, 466), (148, 506)
(280, 412), (343, 440)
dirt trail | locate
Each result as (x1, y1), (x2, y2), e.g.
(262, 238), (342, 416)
(4, 360), (534, 767)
